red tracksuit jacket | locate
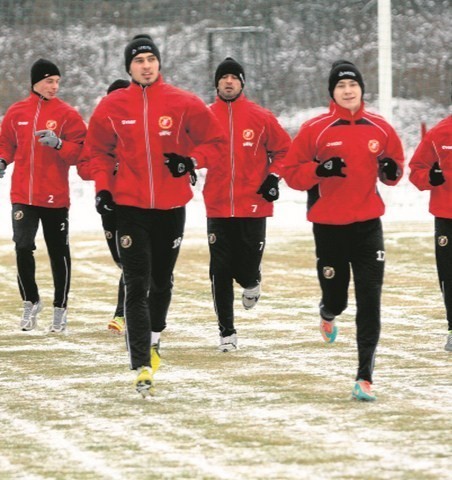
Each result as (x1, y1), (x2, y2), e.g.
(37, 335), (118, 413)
(204, 94), (291, 218)
(0, 92), (86, 208)
(409, 115), (452, 218)
(85, 76), (225, 210)
(284, 101), (404, 225)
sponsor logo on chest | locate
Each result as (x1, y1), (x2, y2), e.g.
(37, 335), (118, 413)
(325, 139), (381, 154)
(120, 116), (175, 136)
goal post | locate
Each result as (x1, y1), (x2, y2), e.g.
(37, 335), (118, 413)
(378, 0), (393, 123)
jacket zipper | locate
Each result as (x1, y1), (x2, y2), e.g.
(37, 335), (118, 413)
(142, 87), (154, 208)
(228, 102), (235, 217)
(29, 98), (42, 204)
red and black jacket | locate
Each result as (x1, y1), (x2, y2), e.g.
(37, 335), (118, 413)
(0, 92), (86, 208)
(204, 94), (291, 218)
(85, 76), (225, 210)
(409, 115), (452, 218)
(284, 101), (404, 225)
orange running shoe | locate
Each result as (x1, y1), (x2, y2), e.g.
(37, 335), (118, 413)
(352, 379), (376, 401)
(107, 316), (125, 335)
(320, 318), (338, 343)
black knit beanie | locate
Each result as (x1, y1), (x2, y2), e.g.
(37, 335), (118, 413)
(132, 34), (153, 41)
(214, 57), (245, 88)
(124, 37), (161, 73)
(31, 58), (61, 86)
(328, 60), (365, 98)
(107, 79), (130, 94)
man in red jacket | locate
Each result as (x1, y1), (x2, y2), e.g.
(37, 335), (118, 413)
(409, 114), (452, 352)
(0, 58), (86, 333)
(77, 78), (131, 336)
(204, 57), (291, 352)
(284, 60), (404, 401)
(85, 35), (225, 397)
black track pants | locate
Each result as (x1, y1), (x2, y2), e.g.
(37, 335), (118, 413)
(116, 206), (185, 370)
(101, 211), (124, 317)
(207, 217), (266, 336)
(434, 217), (452, 331)
(12, 204), (71, 308)
(313, 218), (385, 382)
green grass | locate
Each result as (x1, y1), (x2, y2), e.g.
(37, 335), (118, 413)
(0, 222), (451, 480)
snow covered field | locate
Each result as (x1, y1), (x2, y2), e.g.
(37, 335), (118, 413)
(0, 226), (450, 480)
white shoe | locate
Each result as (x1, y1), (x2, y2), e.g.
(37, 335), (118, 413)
(219, 333), (238, 352)
(445, 331), (452, 352)
(20, 300), (43, 331)
(49, 307), (67, 333)
(242, 284), (261, 310)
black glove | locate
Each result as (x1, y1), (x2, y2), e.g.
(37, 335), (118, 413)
(257, 174), (280, 202)
(378, 157), (399, 181)
(429, 161), (445, 186)
(0, 159), (6, 179)
(95, 190), (115, 214)
(35, 130), (63, 150)
(163, 153), (195, 178)
(316, 157), (347, 178)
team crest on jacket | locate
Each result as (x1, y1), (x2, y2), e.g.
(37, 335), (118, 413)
(14, 210), (24, 221)
(438, 235), (448, 247)
(46, 120), (57, 130)
(243, 129), (255, 147)
(323, 266), (335, 279)
(368, 139), (380, 153)
(159, 116), (173, 136)
(243, 129), (254, 141)
(120, 235), (132, 248)
(159, 116), (173, 129)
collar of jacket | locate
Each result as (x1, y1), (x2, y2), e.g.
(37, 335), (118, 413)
(216, 91), (245, 105)
(217, 89), (244, 104)
(130, 74), (163, 90)
(329, 99), (365, 120)
(30, 89), (50, 102)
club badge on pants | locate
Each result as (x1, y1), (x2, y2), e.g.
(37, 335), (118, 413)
(438, 235), (448, 247)
(120, 235), (132, 249)
(323, 266), (335, 279)
(14, 210), (24, 221)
